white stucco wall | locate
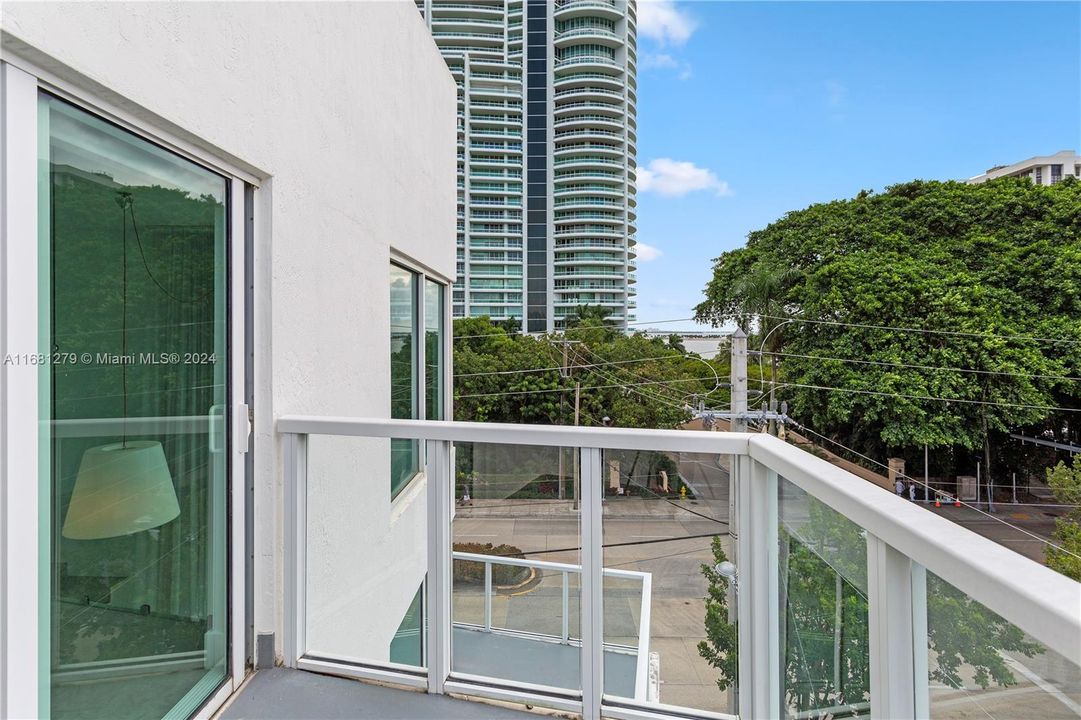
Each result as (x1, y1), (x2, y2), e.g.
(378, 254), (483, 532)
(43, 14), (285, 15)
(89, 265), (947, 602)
(3, 0), (456, 666)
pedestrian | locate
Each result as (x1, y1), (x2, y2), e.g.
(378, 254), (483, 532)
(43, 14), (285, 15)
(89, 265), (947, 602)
(895, 477), (904, 496)
(908, 482), (917, 502)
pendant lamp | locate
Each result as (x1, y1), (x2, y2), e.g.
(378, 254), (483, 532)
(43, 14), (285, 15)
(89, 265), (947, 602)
(62, 191), (179, 540)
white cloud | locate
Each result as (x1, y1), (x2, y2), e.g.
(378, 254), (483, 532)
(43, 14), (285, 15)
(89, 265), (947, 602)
(642, 52), (693, 80)
(638, 0), (697, 46)
(642, 53), (678, 69)
(635, 242), (662, 262)
(637, 158), (732, 198)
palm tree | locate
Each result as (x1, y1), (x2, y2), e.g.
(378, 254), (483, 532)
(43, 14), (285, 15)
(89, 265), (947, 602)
(728, 264), (799, 410)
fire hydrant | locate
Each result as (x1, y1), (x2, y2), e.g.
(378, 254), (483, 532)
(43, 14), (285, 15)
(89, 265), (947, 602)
(680, 486), (687, 501)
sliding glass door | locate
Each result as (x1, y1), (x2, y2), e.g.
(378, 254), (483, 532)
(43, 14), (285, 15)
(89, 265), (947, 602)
(39, 94), (230, 719)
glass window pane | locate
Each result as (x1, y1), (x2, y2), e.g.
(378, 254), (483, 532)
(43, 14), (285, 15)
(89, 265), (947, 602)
(40, 94), (229, 720)
(600, 449), (734, 713)
(779, 476), (870, 718)
(925, 570), (1081, 718)
(390, 265), (418, 497)
(451, 442), (581, 695)
(305, 434), (428, 671)
(390, 583), (426, 666)
(425, 280), (444, 422)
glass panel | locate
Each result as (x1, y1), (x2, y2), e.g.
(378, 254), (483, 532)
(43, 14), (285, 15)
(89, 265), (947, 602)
(390, 265), (418, 498)
(926, 571), (1081, 719)
(779, 476), (870, 718)
(41, 94), (229, 720)
(451, 442), (581, 693)
(600, 448), (734, 714)
(425, 279), (444, 422)
(389, 583), (425, 667)
(305, 434), (427, 670)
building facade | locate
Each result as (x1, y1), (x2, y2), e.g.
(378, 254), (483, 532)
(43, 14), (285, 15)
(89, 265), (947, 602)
(967, 149), (1081, 185)
(1, 3), (454, 718)
(416, 0), (638, 332)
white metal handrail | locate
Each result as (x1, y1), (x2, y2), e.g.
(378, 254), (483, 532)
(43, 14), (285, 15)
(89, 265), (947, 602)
(279, 415), (1081, 720)
(747, 433), (1081, 665)
(277, 416), (750, 454)
(451, 550), (652, 701)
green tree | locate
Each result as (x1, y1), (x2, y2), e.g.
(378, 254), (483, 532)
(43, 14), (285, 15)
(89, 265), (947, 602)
(454, 317), (728, 429)
(698, 495), (1043, 712)
(695, 178), (1081, 482)
(696, 537), (737, 692)
(666, 333), (686, 353)
(1045, 460), (1081, 581)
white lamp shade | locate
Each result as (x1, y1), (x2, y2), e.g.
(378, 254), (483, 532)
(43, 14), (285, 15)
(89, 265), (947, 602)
(62, 440), (180, 540)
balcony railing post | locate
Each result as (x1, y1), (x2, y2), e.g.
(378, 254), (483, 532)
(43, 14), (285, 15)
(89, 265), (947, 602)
(283, 432), (308, 668)
(483, 562), (493, 633)
(867, 533), (917, 718)
(737, 456), (779, 719)
(912, 562), (930, 719)
(562, 571), (570, 644)
(580, 447), (604, 720)
(426, 439), (452, 694)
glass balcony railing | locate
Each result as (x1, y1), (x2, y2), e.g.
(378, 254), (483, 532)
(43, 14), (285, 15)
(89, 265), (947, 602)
(555, 86), (624, 99)
(555, 55), (622, 70)
(278, 419), (1081, 720)
(556, 27), (620, 42)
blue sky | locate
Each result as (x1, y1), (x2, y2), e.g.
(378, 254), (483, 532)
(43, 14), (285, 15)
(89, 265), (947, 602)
(631, 0), (1081, 331)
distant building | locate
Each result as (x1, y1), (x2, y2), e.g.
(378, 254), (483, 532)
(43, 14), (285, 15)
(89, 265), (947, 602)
(967, 150), (1081, 186)
(416, 0), (639, 332)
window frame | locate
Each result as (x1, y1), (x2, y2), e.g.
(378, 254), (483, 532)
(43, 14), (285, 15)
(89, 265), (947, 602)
(1, 55), (254, 720)
(389, 253), (451, 501)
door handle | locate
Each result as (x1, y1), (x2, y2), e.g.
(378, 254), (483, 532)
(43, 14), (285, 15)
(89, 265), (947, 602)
(235, 403), (252, 453)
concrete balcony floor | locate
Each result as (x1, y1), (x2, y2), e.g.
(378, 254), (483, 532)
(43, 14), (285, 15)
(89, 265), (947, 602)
(219, 668), (535, 720)
(453, 626), (638, 697)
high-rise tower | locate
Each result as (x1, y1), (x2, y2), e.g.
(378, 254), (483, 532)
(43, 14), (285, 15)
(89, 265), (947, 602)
(417, 0), (638, 332)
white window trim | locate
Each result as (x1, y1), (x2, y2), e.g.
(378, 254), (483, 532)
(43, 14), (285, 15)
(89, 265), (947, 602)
(389, 252), (452, 506)
(0, 46), (265, 187)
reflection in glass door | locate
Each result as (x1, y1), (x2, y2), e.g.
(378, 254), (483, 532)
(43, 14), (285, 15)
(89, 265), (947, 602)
(39, 94), (230, 720)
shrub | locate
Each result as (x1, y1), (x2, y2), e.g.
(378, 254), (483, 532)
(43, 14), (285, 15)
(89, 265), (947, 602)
(453, 542), (530, 585)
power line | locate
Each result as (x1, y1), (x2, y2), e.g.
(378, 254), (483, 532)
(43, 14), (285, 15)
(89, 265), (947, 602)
(757, 313), (1081, 346)
(780, 381), (1079, 414)
(458, 371), (704, 395)
(787, 418), (1081, 561)
(569, 344), (691, 410)
(515, 531), (724, 559)
(452, 316), (708, 342)
(454, 351), (726, 379)
(764, 350), (1081, 384)
(457, 371), (721, 400)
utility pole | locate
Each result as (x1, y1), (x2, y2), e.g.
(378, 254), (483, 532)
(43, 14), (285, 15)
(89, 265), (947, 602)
(924, 443), (929, 503)
(727, 327), (747, 715)
(729, 329), (748, 543)
(554, 340), (582, 508)
(730, 328), (748, 433)
(573, 379), (581, 510)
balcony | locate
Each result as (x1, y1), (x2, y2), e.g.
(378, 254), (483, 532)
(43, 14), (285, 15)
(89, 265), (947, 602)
(554, 0), (622, 21)
(264, 417), (1081, 720)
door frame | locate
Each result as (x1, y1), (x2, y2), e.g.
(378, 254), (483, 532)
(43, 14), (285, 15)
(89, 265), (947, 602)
(0, 53), (253, 720)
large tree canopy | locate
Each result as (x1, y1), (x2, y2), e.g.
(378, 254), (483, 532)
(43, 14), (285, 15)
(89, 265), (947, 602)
(695, 178), (1081, 461)
(453, 316), (732, 428)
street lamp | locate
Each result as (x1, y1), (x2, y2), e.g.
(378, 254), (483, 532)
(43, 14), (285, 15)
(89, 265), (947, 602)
(715, 560), (738, 591)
